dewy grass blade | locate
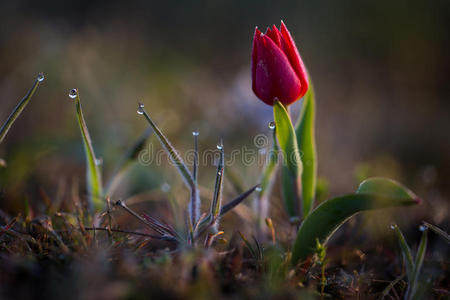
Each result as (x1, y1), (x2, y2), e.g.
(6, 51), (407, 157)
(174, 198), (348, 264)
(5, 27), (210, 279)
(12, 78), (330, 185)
(392, 224), (414, 280)
(210, 142), (224, 229)
(220, 184), (260, 216)
(195, 184), (260, 235)
(105, 128), (153, 196)
(138, 103), (195, 189)
(189, 131), (200, 226)
(406, 227), (428, 300)
(0, 73), (44, 145)
(292, 177), (420, 265)
(273, 100), (302, 217)
(71, 89), (103, 211)
(295, 82), (317, 218)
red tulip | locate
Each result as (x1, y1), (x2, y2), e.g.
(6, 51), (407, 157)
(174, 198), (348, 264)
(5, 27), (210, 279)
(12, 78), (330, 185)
(252, 21), (309, 106)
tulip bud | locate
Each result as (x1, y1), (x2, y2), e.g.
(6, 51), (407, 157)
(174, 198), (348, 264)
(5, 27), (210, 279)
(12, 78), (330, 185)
(251, 21), (309, 106)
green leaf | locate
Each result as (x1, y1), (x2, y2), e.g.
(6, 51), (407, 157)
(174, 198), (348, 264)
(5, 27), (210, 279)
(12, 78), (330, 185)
(406, 227), (428, 300)
(0, 74), (43, 145)
(189, 131), (200, 226)
(281, 166), (300, 217)
(356, 177), (420, 202)
(291, 177), (420, 265)
(104, 128), (152, 196)
(273, 100), (302, 217)
(295, 83), (317, 218)
(73, 90), (103, 211)
(392, 224), (414, 281)
(210, 144), (224, 225)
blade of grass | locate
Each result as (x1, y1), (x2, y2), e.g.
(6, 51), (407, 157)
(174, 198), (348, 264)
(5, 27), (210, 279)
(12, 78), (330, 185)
(189, 131), (200, 226)
(0, 73), (44, 145)
(292, 177), (420, 265)
(380, 274), (405, 299)
(105, 128), (153, 196)
(392, 224), (414, 281)
(273, 100), (302, 217)
(423, 221), (449, 243)
(406, 227), (428, 300)
(72, 89), (103, 211)
(295, 82), (317, 218)
(210, 142), (224, 230)
(114, 199), (178, 242)
(221, 184), (260, 216)
(238, 231), (257, 259)
(195, 184), (259, 237)
(138, 103), (194, 189)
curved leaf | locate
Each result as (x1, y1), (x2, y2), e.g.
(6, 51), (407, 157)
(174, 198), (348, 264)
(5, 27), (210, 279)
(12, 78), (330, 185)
(392, 225), (414, 280)
(273, 100), (302, 217)
(295, 83), (317, 218)
(73, 91), (103, 211)
(292, 178), (420, 265)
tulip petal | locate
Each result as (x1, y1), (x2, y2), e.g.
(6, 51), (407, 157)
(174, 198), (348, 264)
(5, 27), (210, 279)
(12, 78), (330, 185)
(280, 21), (309, 97)
(251, 27), (261, 97)
(265, 25), (281, 47)
(252, 33), (302, 106)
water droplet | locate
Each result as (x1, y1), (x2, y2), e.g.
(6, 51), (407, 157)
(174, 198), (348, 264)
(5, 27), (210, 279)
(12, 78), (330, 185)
(137, 102), (144, 115)
(419, 224), (427, 232)
(161, 183), (171, 193)
(37, 72), (45, 82)
(268, 121), (276, 130)
(390, 224), (397, 230)
(69, 89), (78, 99)
(216, 144), (223, 150)
(192, 131), (199, 136)
(217, 171), (222, 176)
(95, 158), (103, 166)
(255, 186), (262, 192)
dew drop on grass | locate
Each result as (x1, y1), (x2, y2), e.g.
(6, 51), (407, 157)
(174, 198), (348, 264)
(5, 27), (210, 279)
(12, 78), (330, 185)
(268, 121), (276, 130)
(419, 224), (427, 231)
(137, 103), (144, 115)
(37, 72), (45, 82)
(161, 183), (171, 193)
(95, 158), (103, 166)
(69, 89), (78, 99)
(255, 186), (262, 192)
(216, 144), (223, 150)
(192, 131), (199, 136)
(390, 224), (397, 230)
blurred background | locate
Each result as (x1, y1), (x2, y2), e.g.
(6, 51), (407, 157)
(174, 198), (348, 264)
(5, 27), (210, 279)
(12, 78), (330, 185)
(0, 0), (448, 228)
